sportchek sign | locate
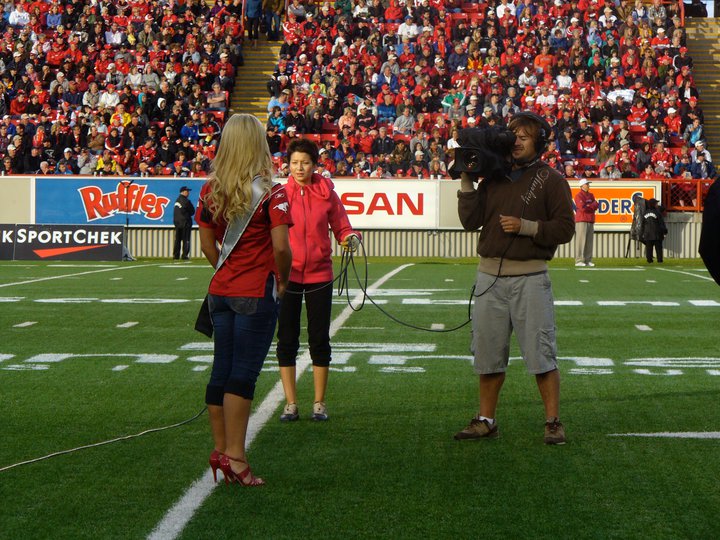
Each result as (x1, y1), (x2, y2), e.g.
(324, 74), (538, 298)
(0, 224), (124, 261)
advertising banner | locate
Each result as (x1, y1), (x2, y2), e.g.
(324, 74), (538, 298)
(0, 223), (15, 260)
(333, 180), (438, 229)
(569, 180), (662, 231)
(1, 224), (124, 261)
(35, 178), (206, 226)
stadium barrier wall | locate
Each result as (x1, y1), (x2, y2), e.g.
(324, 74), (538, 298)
(0, 176), (702, 259)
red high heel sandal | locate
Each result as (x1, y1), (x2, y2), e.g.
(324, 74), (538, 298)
(218, 454), (265, 487)
(209, 450), (223, 483)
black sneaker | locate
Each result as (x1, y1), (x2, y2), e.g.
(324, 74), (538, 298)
(454, 418), (499, 440)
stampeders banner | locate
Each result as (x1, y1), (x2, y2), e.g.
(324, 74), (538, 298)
(0, 224), (124, 261)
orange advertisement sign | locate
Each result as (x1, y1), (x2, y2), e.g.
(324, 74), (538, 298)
(570, 180), (662, 231)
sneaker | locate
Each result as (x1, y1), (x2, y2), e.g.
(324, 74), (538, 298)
(575, 262), (586, 267)
(454, 418), (499, 440)
(544, 418), (566, 445)
(280, 403), (299, 422)
(587, 262), (595, 267)
(312, 401), (328, 421)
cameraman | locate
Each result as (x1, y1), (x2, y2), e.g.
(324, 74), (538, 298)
(454, 113), (575, 445)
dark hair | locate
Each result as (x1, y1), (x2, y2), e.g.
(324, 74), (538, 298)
(287, 137), (319, 165)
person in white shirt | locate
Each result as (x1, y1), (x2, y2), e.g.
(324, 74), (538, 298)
(397, 16), (419, 40)
(9, 4), (30, 27)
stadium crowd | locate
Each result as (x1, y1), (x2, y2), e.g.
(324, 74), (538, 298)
(0, 0), (255, 177)
(0, 0), (715, 190)
(263, 0), (715, 190)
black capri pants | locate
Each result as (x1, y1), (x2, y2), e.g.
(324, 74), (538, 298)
(276, 280), (333, 367)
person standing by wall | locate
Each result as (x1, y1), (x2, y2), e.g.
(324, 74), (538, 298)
(173, 186), (195, 260)
(276, 138), (361, 423)
(641, 198), (667, 263)
(574, 179), (599, 267)
(195, 114), (293, 486)
(454, 112), (575, 445)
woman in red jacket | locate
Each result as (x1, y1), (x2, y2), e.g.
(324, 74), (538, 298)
(277, 138), (360, 422)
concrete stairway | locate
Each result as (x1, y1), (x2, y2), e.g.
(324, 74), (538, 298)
(229, 39), (281, 122)
(685, 18), (720, 153)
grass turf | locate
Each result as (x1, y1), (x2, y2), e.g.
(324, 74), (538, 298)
(1, 258), (718, 539)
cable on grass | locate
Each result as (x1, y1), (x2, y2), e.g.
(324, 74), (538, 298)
(0, 407), (207, 474)
(337, 238), (473, 332)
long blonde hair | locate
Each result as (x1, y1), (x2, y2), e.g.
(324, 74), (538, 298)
(207, 114), (274, 223)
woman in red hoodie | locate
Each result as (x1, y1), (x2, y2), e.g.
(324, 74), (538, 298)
(277, 138), (361, 422)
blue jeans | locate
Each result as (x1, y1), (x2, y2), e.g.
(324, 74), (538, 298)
(205, 275), (279, 403)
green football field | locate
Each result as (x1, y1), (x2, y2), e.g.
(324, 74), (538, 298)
(1, 257), (719, 539)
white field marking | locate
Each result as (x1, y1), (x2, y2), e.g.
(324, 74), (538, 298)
(333, 299), (388, 305)
(579, 279), (589, 283)
(689, 300), (720, 306)
(343, 326), (385, 330)
(157, 265), (207, 269)
(380, 366), (425, 373)
(49, 264), (117, 268)
(344, 288), (458, 296)
(112, 365), (129, 371)
(559, 356), (614, 366)
(24, 353), (177, 364)
(176, 277), (189, 281)
(329, 366), (357, 372)
(334, 342), (435, 352)
(444, 279), (454, 282)
(147, 263), (415, 540)
(0, 354), (14, 362)
(632, 369), (683, 376)
(192, 366), (208, 372)
(186, 355), (213, 363)
(430, 323), (445, 330)
(13, 321), (37, 328)
(110, 277), (123, 281)
(708, 370), (720, 376)
(179, 343), (213, 351)
(608, 432), (720, 439)
(0, 263), (163, 289)
(569, 368), (614, 375)
(101, 299), (191, 304)
(116, 322), (139, 328)
(369, 355), (407, 365)
(333, 352), (351, 365)
(2, 364), (48, 371)
(403, 299), (468, 305)
(0, 297), (24, 302)
(598, 301), (679, 306)
(555, 300), (583, 306)
(635, 325), (653, 331)
(35, 298), (99, 303)
(646, 280), (657, 283)
(624, 358), (720, 368)
(658, 268), (715, 282)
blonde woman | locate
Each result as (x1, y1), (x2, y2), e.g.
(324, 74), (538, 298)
(195, 114), (293, 486)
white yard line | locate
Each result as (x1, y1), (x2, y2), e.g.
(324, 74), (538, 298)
(147, 263), (413, 540)
(0, 264), (163, 289)
(658, 268), (715, 282)
(635, 325), (652, 331)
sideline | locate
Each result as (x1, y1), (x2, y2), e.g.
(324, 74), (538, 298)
(657, 267), (715, 282)
(0, 263), (164, 289)
(147, 263), (414, 540)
